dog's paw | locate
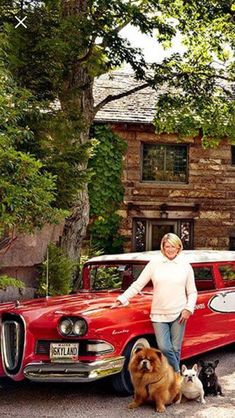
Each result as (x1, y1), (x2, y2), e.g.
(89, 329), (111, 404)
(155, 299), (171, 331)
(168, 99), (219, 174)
(175, 395), (182, 405)
(156, 406), (166, 413)
(128, 401), (139, 409)
(201, 399), (206, 404)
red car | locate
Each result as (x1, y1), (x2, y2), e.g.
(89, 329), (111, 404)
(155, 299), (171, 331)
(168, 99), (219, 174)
(0, 250), (235, 394)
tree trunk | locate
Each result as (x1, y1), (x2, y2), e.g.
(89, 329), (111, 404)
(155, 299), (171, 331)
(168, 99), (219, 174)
(59, 36), (95, 260)
(61, 185), (89, 260)
(58, 0), (96, 261)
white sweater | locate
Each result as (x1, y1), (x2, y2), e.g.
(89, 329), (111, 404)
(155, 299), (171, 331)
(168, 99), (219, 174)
(117, 253), (197, 318)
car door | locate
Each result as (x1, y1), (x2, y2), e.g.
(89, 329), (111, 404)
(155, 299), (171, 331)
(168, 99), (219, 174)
(210, 262), (235, 343)
(182, 263), (223, 359)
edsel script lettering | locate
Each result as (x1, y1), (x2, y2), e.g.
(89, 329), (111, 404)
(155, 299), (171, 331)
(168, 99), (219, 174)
(112, 329), (129, 335)
(51, 346), (78, 356)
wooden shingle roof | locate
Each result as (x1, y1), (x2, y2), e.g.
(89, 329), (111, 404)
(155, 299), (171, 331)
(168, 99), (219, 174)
(94, 69), (235, 125)
(94, 69), (158, 124)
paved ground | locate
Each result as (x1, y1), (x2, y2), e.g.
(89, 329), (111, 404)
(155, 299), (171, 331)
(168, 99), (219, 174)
(0, 344), (234, 418)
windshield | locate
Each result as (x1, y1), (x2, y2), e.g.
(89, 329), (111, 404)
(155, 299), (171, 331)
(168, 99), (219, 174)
(88, 262), (147, 291)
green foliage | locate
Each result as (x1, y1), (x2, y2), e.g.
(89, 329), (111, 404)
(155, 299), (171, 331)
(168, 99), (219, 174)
(22, 111), (97, 210)
(0, 274), (25, 290)
(1, 1), (234, 141)
(2, 1), (233, 149)
(89, 213), (126, 254)
(89, 125), (127, 216)
(73, 244), (104, 291)
(151, 1), (235, 144)
(0, 1), (172, 96)
(0, 62), (65, 235)
(0, 147), (64, 233)
(154, 93), (235, 146)
(91, 266), (122, 290)
(219, 265), (235, 281)
(37, 244), (76, 296)
(88, 125), (127, 253)
(0, 0), (235, 259)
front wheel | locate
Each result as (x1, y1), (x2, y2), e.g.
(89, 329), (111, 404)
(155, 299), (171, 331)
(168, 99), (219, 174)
(111, 337), (150, 395)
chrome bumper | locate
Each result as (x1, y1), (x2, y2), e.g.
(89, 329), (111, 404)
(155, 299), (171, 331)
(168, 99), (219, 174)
(23, 356), (125, 382)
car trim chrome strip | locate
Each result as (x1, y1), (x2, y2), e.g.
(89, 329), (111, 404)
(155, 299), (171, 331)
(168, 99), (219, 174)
(2, 320), (21, 370)
(23, 356), (125, 382)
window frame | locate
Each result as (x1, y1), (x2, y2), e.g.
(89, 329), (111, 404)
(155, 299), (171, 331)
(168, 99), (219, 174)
(218, 263), (235, 288)
(229, 235), (235, 250)
(192, 264), (216, 292)
(141, 142), (189, 184)
(231, 145), (235, 166)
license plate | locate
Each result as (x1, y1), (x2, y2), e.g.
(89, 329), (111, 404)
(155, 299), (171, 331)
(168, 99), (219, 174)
(50, 343), (79, 362)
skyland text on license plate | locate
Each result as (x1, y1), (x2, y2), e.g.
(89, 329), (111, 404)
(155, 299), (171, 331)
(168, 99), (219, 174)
(50, 343), (79, 362)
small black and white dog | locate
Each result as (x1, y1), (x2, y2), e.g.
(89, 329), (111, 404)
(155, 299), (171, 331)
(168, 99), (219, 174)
(198, 360), (223, 396)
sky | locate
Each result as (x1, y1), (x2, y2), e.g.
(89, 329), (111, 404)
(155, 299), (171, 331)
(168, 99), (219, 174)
(121, 25), (185, 63)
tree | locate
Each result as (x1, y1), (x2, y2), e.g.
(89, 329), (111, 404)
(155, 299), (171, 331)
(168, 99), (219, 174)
(0, 57), (65, 245)
(0, 0), (234, 260)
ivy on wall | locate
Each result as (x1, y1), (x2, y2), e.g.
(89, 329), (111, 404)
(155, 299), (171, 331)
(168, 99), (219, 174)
(88, 125), (127, 254)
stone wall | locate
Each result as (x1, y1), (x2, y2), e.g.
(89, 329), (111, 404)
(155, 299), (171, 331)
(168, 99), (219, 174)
(110, 123), (235, 251)
(0, 222), (64, 289)
(0, 286), (35, 303)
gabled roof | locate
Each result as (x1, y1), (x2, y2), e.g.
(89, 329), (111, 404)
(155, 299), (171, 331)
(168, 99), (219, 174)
(94, 69), (158, 125)
(94, 68), (235, 126)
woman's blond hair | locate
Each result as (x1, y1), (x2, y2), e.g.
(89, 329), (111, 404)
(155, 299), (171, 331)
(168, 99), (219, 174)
(160, 233), (183, 255)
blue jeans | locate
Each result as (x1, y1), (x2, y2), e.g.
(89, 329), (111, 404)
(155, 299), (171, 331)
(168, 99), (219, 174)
(152, 317), (186, 372)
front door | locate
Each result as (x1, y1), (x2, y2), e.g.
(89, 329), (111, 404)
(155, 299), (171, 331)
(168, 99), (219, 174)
(133, 219), (193, 251)
(150, 222), (177, 250)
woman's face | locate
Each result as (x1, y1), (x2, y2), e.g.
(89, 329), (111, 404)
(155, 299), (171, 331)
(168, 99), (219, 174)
(163, 241), (179, 260)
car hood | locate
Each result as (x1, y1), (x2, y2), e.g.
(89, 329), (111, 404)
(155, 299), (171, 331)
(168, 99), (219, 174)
(0, 292), (121, 318)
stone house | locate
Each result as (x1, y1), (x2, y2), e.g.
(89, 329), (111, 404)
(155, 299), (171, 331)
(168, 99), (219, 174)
(94, 70), (235, 252)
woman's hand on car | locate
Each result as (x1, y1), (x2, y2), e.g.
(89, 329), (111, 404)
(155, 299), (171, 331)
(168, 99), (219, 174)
(111, 300), (122, 309)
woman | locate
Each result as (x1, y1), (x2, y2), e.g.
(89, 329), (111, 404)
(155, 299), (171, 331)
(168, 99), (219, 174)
(112, 233), (197, 373)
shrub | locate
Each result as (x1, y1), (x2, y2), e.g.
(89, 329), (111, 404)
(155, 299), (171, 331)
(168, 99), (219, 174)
(0, 275), (25, 291)
(37, 244), (76, 296)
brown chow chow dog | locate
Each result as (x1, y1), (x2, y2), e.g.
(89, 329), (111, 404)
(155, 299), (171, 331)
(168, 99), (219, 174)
(128, 347), (182, 413)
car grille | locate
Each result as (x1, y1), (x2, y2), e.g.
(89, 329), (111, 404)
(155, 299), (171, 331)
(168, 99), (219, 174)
(1, 314), (25, 374)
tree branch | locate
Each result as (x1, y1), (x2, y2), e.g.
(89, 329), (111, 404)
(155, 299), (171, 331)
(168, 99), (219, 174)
(94, 82), (149, 114)
(77, 34), (97, 63)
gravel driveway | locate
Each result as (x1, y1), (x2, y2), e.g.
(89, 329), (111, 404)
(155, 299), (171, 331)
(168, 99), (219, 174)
(0, 344), (234, 418)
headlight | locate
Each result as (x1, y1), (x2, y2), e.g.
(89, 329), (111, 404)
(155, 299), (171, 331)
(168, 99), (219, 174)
(58, 317), (87, 336)
(73, 319), (87, 336)
(59, 318), (73, 336)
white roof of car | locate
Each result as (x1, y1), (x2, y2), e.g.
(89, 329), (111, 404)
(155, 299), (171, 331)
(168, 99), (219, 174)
(88, 250), (235, 264)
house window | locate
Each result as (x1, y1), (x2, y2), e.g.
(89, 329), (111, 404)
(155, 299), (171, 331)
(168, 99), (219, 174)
(232, 146), (235, 166)
(133, 219), (193, 251)
(142, 143), (188, 183)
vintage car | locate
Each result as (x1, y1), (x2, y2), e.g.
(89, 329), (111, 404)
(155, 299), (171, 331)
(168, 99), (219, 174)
(0, 250), (235, 394)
